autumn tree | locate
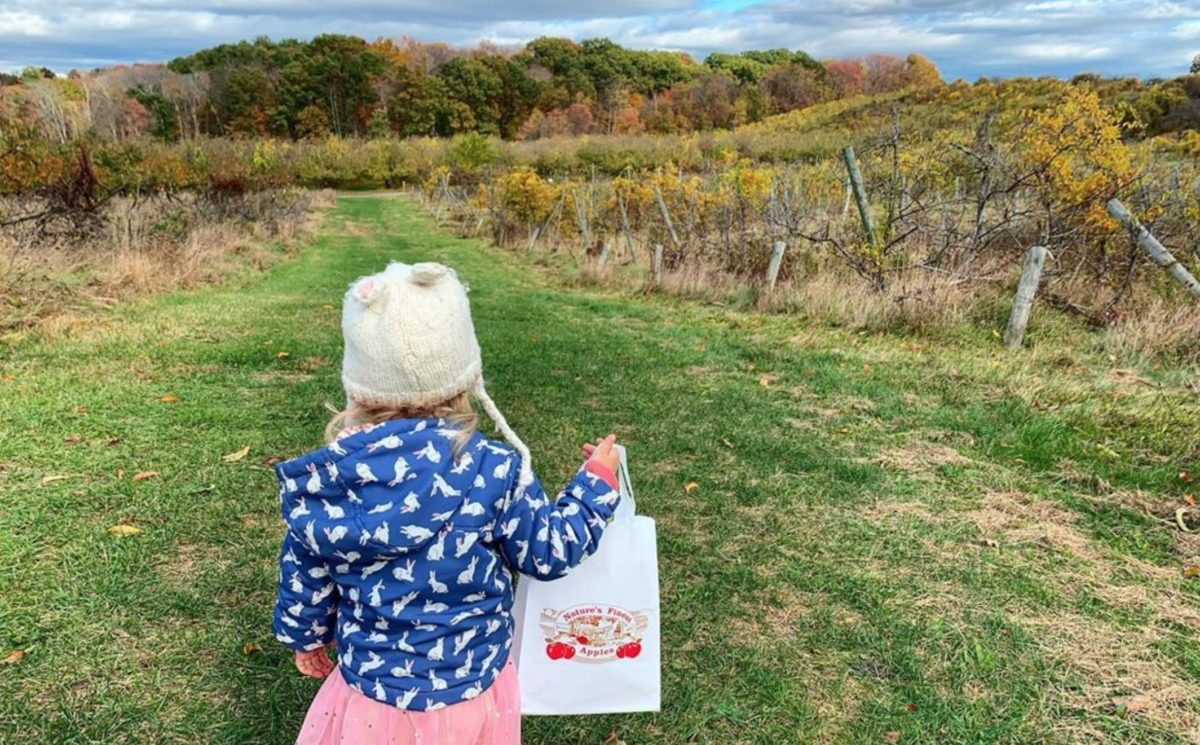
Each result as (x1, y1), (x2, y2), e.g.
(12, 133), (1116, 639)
(1010, 87), (1133, 250)
(864, 54), (909, 94)
(825, 58), (866, 97)
(904, 54), (942, 91)
(763, 64), (825, 113)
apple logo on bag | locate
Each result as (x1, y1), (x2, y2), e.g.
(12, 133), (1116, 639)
(538, 605), (650, 662)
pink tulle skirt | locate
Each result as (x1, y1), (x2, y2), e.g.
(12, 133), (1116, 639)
(295, 662), (521, 745)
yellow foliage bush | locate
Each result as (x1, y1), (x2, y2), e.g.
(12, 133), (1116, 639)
(1010, 87), (1133, 238)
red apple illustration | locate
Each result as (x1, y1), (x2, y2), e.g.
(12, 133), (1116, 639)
(616, 645), (627, 659)
(562, 644), (576, 660)
(625, 641), (642, 659)
(546, 642), (565, 660)
(576, 635), (589, 645)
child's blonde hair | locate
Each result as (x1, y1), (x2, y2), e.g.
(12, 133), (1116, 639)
(325, 392), (479, 454)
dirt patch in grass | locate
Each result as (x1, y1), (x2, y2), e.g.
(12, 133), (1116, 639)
(876, 442), (971, 476)
(968, 491), (1107, 564)
(963, 492), (1200, 740)
(1023, 610), (1200, 743)
(726, 584), (828, 646)
(250, 370), (315, 384)
(863, 499), (941, 526)
(158, 542), (232, 585)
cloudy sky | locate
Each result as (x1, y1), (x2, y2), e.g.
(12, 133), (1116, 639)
(2, 0), (1199, 80)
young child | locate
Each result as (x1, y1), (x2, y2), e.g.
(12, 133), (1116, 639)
(272, 261), (622, 745)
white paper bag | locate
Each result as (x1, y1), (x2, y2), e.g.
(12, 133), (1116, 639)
(512, 445), (661, 715)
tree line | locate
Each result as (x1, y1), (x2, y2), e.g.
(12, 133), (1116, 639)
(0, 35), (943, 142)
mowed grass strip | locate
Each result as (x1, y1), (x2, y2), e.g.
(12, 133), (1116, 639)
(1, 195), (1198, 744)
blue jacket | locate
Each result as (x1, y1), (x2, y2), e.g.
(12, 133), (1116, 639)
(272, 417), (620, 711)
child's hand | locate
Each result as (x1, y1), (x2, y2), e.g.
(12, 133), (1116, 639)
(582, 434), (621, 475)
(294, 646), (336, 678)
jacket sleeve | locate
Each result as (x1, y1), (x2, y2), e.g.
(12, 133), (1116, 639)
(495, 456), (622, 580)
(272, 527), (338, 652)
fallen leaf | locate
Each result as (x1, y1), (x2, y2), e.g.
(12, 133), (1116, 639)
(276, 352), (290, 360)
(1176, 507), (1192, 533)
(905, 703), (917, 712)
(116, 469), (125, 479)
(602, 732), (627, 745)
(1, 374), (15, 382)
(862, 363), (873, 373)
(263, 456), (281, 466)
(1182, 471), (1194, 485)
(40, 474), (70, 486)
(1113, 695), (1152, 716)
(0, 650), (24, 665)
(107, 524), (143, 537)
(107, 438), (122, 446)
(1184, 566), (1200, 579)
(74, 405), (90, 414)
(884, 732), (900, 743)
(242, 643), (260, 655)
(835, 427), (851, 435)
(1185, 494), (1197, 507)
(684, 482), (699, 495)
(1108, 368), (1153, 386)
(758, 373), (780, 387)
(979, 538), (1000, 549)
(132, 471), (159, 482)
(159, 394), (180, 404)
(223, 445), (251, 463)
(64, 435), (82, 444)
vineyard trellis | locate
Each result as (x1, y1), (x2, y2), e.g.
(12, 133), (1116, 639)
(418, 90), (1200, 335)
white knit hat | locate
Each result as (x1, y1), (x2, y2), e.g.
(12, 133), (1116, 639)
(342, 261), (533, 486)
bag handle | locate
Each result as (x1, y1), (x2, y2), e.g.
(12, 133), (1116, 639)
(613, 444), (636, 521)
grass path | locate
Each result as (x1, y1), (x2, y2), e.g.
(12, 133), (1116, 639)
(2, 195), (1199, 744)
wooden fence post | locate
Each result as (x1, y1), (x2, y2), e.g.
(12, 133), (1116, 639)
(841, 145), (878, 248)
(573, 187), (591, 251)
(653, 187), (681, 248)
(1004, 245), (1050, 348)
(765, 241), (786, 294)
(616, 191), (638, 263)
(1107, 198), (1200, 300)
(651, 244), (663, 286)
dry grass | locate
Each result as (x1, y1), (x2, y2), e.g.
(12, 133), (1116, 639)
(958, 490), (1200, 741)
(1103, 298), (1200, 363)
(875, 441), (971, 477)
(1025, 610), (1200, 742)
(0, 189), (333, 333)
(767, 270), (984, 332)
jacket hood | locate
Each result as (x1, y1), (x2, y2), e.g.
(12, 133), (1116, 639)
(275, 417), (495, 556)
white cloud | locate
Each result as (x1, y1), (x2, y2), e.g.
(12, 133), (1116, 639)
(1012, 42), (1114, 61)
(0, 10), (53, 36)
(0, 0), (1197, 78)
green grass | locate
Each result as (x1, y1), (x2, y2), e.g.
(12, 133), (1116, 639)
(2, 195), (1198, 744)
